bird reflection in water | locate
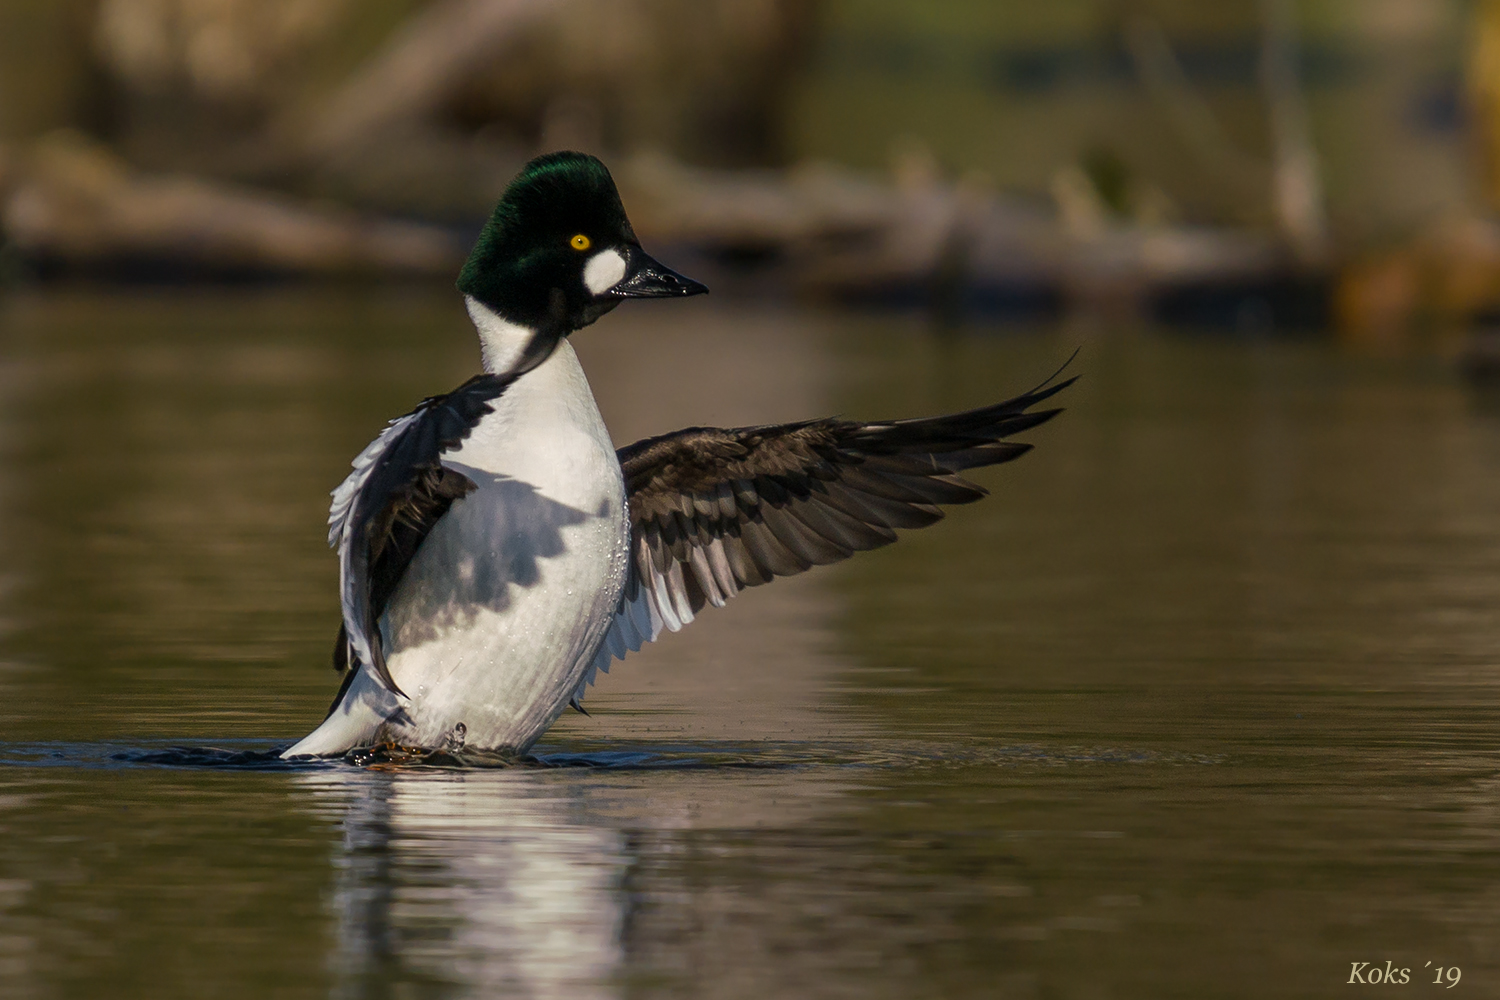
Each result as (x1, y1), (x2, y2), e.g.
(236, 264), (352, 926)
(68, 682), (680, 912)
(296, 768), (629, 1000)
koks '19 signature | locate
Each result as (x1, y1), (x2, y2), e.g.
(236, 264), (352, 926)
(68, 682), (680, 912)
(1348, 962), (1461, 987)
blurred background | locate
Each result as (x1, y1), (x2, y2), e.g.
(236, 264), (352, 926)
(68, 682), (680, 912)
(4, 3), (1500, 1000)
(0, 0), (1497, 341)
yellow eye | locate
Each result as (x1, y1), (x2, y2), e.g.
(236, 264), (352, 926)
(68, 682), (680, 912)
(570, 234), (591, 251)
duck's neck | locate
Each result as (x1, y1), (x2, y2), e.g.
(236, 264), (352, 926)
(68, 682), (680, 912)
(465, 295), (560, 376)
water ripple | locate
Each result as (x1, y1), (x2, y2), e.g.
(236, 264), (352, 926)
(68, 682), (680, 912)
(0, 738), (1225, 772)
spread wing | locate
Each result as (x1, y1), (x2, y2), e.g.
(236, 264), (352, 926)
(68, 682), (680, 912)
(327, 373), (515, 704)
(569, 375), (1075, 706)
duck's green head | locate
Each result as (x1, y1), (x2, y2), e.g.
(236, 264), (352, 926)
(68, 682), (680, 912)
(457, 151), (706, 336)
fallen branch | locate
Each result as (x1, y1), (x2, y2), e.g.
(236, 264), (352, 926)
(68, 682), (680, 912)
(2, 131), (463, 277)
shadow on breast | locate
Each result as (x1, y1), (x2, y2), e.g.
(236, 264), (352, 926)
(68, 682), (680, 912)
(384, 466), (596, 650)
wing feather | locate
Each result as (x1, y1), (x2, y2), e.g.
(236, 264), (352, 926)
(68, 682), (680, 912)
(327, 373), (516, 704)
(569, 373), (1075, 706)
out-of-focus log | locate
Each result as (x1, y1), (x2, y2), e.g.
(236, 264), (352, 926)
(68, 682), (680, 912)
(0, 131), (462, 277)
(613, 149), (1284, 308)
(617, 151), (891, 248)
(0, 129), (1297, 301)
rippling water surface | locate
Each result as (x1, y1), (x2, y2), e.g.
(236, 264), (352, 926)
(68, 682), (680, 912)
(0, 288), (1497, 998)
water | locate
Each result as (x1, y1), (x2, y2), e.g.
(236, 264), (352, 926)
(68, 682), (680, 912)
(0, 288), (1497, 998)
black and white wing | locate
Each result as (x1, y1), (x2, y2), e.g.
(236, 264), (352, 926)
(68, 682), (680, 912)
(327, 373), (515, 702)
(569, 376), (1075, 705)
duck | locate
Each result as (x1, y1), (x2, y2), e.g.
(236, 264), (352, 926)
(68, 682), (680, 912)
(281, 150), (1072, 759)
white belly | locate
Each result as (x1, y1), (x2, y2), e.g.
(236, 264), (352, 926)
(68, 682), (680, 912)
(287, 340), (630, 756)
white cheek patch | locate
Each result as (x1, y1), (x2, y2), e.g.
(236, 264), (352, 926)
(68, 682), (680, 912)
(583, 249), (628, 295)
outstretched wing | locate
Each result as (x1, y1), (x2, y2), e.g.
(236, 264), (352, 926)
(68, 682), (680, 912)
(569, 375), (1075, 705)
(327, 373), (515, 702)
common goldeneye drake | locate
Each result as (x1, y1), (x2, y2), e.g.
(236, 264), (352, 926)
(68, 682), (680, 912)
(282, 151), (1072, 759)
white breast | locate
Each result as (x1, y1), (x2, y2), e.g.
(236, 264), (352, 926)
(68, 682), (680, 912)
(392, 338), (630, 750)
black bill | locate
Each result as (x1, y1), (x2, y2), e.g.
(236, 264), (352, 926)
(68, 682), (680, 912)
(609, 247), (709, 298)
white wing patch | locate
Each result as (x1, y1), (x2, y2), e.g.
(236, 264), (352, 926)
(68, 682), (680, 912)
(327, 411), (424, 553)
(569, 534), (743, 707)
